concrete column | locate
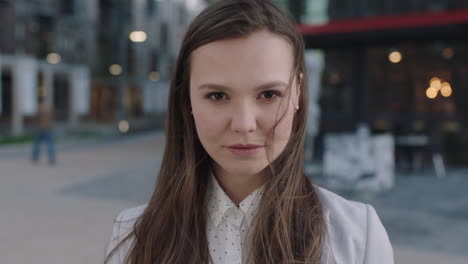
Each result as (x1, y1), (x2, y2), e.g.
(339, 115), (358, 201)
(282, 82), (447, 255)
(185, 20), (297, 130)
(69, 66), (90, 126)
(0, 59), (2, 116)
(12, 57), (38, 135)
(12, 63), (23, 136)
(132, 0), (145, 30)
(42, 67), (54, 107)
(84, 0), (98, 71)
(68, 72), (78, 127)
(132, 0), (150, 81)
(130, 0), (149, 116)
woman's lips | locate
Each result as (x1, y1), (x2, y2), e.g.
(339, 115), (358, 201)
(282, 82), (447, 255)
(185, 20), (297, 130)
(226, 144), (263, 156)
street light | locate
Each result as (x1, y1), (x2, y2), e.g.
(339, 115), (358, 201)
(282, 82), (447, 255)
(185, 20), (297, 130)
(129, 31), (147, 43)
(441, 82), (452, 97)
(149, 71), (160, 82)
(109, 64), (123, 75)
(388, 51), (402, 64)
(430, 78), (442, 91)
(426, 87), (437, 99)
(47, 53), (61, 64)
(442, 48), (454, 60)
(118, 120), (130, 133)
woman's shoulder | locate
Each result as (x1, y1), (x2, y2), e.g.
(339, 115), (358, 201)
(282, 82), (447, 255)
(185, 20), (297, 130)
(314, 185), (368, 221)
(105, 204), (148, 263)
(113, 204), (148, 236)
(314, 185), (371, 243)
(313, 185), (394, 264)
(115, 204), (148, 223)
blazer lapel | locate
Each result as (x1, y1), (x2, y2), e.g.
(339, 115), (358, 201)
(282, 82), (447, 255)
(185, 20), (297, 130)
(321, 209), (337, 264)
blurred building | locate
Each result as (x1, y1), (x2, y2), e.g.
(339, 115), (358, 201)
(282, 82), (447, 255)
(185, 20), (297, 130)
(276, 0), (468, 166)
(0, 0), (206, 135)
(93, 0), (205, 124)
(0, 0), (94, 135)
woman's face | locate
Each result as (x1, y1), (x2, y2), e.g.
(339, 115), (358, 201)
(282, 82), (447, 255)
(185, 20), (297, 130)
(189, 30), (301, 178)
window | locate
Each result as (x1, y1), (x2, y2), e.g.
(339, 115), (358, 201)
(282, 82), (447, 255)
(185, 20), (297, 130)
(61, 0), (75, 15)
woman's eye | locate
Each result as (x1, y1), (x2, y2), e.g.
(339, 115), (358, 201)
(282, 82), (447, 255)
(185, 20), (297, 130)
(208, 92), (227, 101)
(259, 90), (280, 100)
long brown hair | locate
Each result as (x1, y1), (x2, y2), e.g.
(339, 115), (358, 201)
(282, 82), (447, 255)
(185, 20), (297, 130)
(106, 0), (324, 263)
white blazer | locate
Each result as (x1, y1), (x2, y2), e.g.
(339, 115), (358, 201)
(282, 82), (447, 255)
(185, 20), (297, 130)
(105, 186), (394, 264)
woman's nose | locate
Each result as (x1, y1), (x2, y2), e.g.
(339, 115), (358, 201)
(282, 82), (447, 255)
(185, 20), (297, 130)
(230, 103), (257, 134)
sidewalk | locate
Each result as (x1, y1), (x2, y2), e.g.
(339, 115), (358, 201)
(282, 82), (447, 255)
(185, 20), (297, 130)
(335, 169), (468, 263)
(0, 132), (165, 264)
(394, 247), (468, 264)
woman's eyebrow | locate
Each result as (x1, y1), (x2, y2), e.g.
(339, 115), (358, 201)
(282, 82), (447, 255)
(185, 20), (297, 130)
(197, 83), (233, 92)
(197, 81), (288, 92)
(255, 81), (289, 91)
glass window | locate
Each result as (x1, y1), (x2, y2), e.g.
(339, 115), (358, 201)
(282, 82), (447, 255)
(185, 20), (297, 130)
(319, 48), (354, 131)
(61, 0), (75, 15)
(147, 0), (158, 16)
(366, 42), (466, 119)
(0, 2), (15, 54)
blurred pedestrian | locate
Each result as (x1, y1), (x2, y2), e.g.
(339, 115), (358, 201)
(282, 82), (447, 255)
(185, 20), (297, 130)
(105, 1), (394, 264)
(32, 96), (56, 165)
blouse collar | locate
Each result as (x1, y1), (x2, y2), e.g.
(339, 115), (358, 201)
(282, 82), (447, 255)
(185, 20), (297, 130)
(207, 172), (265, 227)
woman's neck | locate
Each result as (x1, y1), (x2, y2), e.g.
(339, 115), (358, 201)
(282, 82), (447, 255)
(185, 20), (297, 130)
(212, 165), (266, 206)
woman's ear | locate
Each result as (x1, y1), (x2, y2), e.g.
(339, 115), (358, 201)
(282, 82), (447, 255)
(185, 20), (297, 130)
(295, 73), (303, 107)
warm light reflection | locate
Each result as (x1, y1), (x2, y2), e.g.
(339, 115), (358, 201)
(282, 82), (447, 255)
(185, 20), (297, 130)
(441, 82), (451, 89)
(47, 53), (61, 64)
(442, 121), (459, 132)
(109, 64), (122, 75)
(388, 51), (402, 63)
(329, 73), (341, 85)
(412, 120), (425, 132)
(441, 82), (452, 97)
(426, 87), (437, 99)
(118, 120), (130, 133)
(442, 48), (455, 60)
(430, 79), (442, 90)
(149, 71), (160, 82)
(129, 31), (147, 42)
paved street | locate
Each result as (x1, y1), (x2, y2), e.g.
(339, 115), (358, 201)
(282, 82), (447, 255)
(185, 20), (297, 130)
(1, 132), (467, 263)
(1, 133), (163, 264)
(351, 169), (468, 257)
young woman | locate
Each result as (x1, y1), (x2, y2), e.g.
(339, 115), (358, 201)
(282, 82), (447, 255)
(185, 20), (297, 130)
(105, 1), (394, 263)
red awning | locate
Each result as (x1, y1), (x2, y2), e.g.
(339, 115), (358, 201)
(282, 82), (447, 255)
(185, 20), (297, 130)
(298, 8), (468, 36)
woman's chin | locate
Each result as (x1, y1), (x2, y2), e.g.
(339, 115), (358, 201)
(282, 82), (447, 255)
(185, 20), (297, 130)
(220, 163), (267, 177)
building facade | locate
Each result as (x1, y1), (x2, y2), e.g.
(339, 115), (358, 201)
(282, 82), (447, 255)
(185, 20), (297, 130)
(0, 0), (95, 135)
(276, 0), (468, 165)
(89, 0), (206, 124)
(0, 0), (206, 135)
